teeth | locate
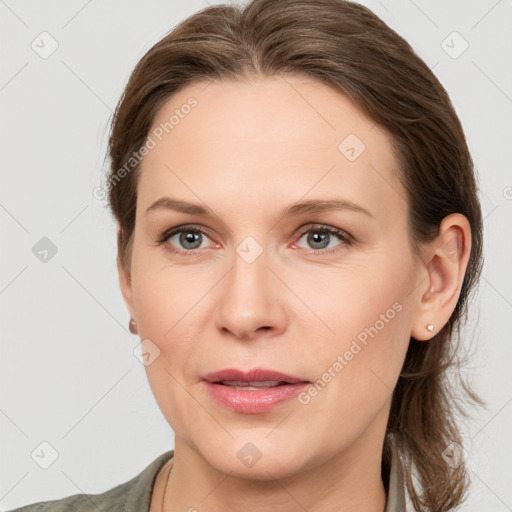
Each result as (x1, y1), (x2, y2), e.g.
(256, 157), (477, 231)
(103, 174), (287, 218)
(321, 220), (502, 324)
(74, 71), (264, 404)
(220, 380), (285, 387)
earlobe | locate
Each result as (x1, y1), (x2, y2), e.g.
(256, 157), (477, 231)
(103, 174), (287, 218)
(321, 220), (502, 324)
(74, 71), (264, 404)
(411, 213), (472, 341)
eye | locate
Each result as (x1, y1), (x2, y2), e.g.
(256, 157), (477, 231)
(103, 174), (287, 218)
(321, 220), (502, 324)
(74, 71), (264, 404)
(156, 224), (217, 255)
(156, 223), (354, 256)
(293, 224), (353, 254)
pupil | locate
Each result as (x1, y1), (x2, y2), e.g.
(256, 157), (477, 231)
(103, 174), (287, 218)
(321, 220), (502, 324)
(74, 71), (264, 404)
(309, 231), (329, 249)
(180, 231), (201, 249)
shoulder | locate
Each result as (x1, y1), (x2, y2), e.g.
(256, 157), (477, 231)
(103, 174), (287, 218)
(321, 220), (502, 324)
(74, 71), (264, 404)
(5, 450), (175, 512)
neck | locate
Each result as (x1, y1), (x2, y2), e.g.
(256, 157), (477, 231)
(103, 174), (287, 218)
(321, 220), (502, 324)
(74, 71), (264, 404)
(162, 419), (389, 512)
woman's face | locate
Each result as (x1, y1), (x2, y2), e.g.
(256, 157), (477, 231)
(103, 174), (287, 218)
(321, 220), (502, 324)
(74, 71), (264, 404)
(120, 75), (425, 478)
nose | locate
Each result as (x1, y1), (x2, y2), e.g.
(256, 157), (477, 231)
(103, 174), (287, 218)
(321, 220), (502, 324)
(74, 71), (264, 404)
(213, 246), (288, 341)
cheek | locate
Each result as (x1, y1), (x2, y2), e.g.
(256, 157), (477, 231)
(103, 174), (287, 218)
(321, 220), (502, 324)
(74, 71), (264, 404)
(130, 239), (206, 341)
(128, 244), (218, 394)
(129, 254), (208, 435)
(302, 255), (413, 407)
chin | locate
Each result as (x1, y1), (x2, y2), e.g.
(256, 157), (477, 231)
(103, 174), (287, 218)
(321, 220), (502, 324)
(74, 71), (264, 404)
(198, 437), (309, 480)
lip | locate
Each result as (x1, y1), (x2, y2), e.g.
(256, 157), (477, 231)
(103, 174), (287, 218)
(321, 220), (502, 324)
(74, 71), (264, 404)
(202, 368), (310, 414)
(202, 368), (308, 384)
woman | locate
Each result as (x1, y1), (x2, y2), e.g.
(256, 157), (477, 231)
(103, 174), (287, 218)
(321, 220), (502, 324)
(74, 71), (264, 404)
(9, 0), (484, 510)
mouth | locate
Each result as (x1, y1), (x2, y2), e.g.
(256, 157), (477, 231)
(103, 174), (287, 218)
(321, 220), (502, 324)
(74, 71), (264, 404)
(214, 380), (293, 389)
(202, 368), (310, 413)
(202, 368), (309, 387)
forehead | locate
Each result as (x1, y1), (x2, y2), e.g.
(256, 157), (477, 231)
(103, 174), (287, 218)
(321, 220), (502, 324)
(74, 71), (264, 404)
(137, 75), (406, 224)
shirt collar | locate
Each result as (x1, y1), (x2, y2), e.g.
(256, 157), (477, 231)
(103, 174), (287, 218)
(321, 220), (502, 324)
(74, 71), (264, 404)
(385, 442), (407, 512)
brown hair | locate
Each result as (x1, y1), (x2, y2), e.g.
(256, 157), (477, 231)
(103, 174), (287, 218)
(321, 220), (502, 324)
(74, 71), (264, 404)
(106, 0), (484, 509)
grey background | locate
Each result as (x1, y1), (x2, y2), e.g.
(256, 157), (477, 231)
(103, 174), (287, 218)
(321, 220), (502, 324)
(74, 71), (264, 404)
(1, 0), (511, 510)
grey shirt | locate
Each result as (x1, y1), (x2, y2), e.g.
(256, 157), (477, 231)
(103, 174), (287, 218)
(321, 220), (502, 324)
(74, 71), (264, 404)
(7, 448), (406, 511)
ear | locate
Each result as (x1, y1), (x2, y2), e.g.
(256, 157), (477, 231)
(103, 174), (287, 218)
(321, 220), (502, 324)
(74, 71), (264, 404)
(116, 228), (135, 321)
(411, 213), (472, 341)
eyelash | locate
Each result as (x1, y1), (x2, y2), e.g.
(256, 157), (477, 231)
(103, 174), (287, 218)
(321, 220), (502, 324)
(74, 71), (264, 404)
(155, 223), (354, 257)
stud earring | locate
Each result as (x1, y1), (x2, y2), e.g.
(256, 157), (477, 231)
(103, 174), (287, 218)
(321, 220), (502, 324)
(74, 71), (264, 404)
(426, 324), (434, 332)
(129, 318), (138, 334)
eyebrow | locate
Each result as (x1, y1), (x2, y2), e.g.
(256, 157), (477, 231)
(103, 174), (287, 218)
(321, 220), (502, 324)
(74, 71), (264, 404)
(145, 196), (373, 220)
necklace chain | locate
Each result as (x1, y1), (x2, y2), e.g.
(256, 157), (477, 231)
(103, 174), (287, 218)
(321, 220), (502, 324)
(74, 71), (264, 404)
(160, 456), (174, 512)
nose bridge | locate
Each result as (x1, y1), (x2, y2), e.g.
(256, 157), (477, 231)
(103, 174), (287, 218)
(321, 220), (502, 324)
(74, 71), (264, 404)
(214, 235), (286, 339)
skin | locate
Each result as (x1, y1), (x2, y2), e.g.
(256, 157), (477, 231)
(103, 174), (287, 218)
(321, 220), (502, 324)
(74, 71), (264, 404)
(118, 75), (471, 512)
